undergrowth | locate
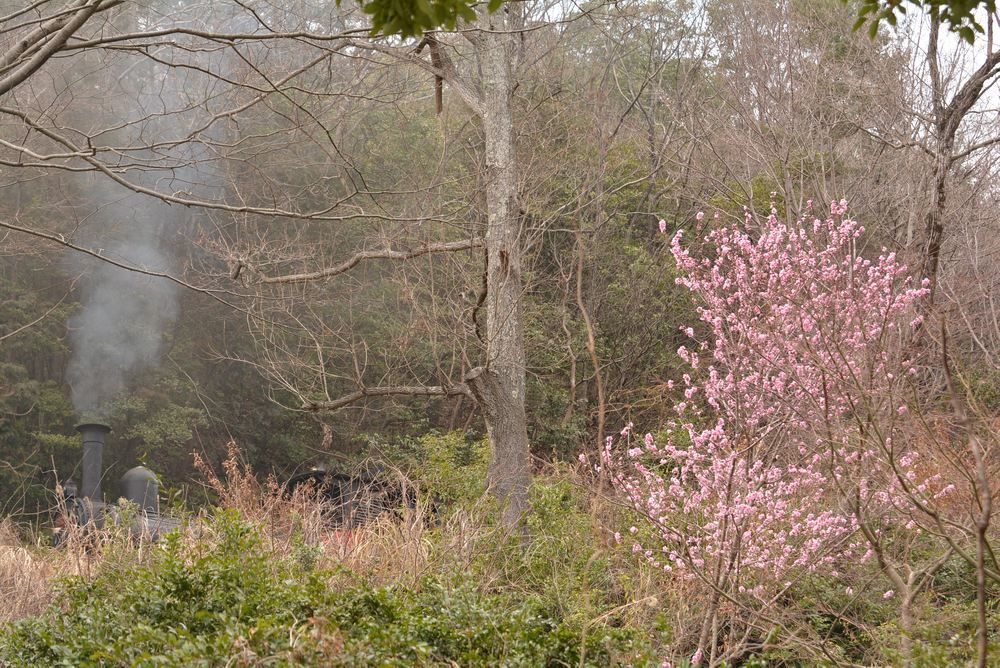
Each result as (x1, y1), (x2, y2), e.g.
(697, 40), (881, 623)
(0, 510), (652, 667)
(0, 432), (993, 666)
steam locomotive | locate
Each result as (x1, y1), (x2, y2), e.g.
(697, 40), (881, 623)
(54, 423), (412, 543)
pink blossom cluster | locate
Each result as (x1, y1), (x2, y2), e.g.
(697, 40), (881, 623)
(603, 203), (930, 597)
(670, 203), (926, 432)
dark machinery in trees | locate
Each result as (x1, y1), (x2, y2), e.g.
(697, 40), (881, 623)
(54, 423), (181, 543)
(283, 465), (419, 528)
(54, 424), (416, 544)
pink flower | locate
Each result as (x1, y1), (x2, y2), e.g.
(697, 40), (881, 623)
(695, 211), (705, 221)
(883, 590), (895, 599)
(691, 648), (704, 665)
(659, 219), (667, 234)
(601, 201), (927, 610)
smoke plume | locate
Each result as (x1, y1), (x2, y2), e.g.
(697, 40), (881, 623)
(61, 4), (228, 417)
(66, 190), (182, 417)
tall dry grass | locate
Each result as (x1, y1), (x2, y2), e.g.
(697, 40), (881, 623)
(194, 442), (512, 588)
(0, 519), (52, 625)
(0, 512), (118, 625)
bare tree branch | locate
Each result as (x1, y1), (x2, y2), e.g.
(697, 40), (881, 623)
(0, 287), (70, 343)
(0, 0), (121, 96)
(303, 383), (471, 411)
(0, 218), (258, 312)
(258, 239), (483, 284)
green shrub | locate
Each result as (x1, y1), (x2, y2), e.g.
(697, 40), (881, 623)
(410, 431), (490, 506)
(0, 511), (325, 666)
(323, 578), (650, 667)
(359, 430), (489, 508)
(0, 510), (652, 667)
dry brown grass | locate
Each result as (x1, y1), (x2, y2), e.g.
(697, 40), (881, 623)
(0, 514), (112, 625)
(192, 442), (505, 587)
(0, 519), (51, 625)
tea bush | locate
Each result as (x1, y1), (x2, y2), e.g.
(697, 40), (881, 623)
(0, 511), (652, 667)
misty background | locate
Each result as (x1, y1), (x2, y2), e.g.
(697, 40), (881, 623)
(0, 0), (997, 517)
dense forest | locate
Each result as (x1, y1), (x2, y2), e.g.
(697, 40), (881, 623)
(0, 0), (999, 665)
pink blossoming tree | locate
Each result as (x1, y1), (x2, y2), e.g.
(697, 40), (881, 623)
(600, 201), (951, 665)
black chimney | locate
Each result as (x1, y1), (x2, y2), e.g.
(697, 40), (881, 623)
(76, 422), (111, 500)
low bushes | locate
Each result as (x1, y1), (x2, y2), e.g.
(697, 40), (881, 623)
(0, 510), (652, 667)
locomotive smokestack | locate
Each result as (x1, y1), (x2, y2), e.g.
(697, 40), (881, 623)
(76, 422), (111, 500)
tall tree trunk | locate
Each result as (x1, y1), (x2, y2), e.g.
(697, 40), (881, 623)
(466, 15), (531, 528)
(918, 137), (951, 305)
(915, 17), (1000, 307)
